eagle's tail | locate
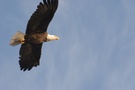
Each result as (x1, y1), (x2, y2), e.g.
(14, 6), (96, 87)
(10, 31), (25, 46)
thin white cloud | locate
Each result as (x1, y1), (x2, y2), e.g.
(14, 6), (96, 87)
(1, 0), (135, 90)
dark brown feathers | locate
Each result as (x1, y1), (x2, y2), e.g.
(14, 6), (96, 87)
(19, 43), (42, 71)
(26, 0), (58, 34)
(19, 0), (58, 71)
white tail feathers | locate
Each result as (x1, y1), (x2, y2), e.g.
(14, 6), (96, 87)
(10, 31), (25, 46)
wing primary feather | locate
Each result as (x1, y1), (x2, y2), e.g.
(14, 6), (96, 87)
(18, 0), (59, 71)
(19, 43), (42, 71)
(43, 0), (48, 6)
(37, 3), (45, 14)
(47, 0), (51, 5)
(25, 0), (58, 34)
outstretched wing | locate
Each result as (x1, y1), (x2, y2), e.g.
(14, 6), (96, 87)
(19, 0), (58, 71)
(26, 0), (58, 34)
(19, 43), (43, 71)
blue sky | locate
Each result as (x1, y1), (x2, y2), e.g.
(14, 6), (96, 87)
(1, 0), (135, 90)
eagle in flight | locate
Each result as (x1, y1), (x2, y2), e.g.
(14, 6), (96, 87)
(10, 0), (59, 71)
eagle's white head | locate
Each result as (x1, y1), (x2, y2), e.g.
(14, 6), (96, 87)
(46, 34), (60, 42)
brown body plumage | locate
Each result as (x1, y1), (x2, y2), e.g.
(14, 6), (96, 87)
(10, 0), (59, 71)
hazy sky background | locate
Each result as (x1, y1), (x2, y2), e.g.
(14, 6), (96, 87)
(1, 0), (135, 90)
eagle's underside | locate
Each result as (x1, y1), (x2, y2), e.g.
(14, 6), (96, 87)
(10, 0), (59, 71)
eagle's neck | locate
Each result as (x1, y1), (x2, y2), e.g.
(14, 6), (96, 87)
(46, 34), (60, 42)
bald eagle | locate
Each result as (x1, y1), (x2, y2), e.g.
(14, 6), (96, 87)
(10, 0), (59, 71)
